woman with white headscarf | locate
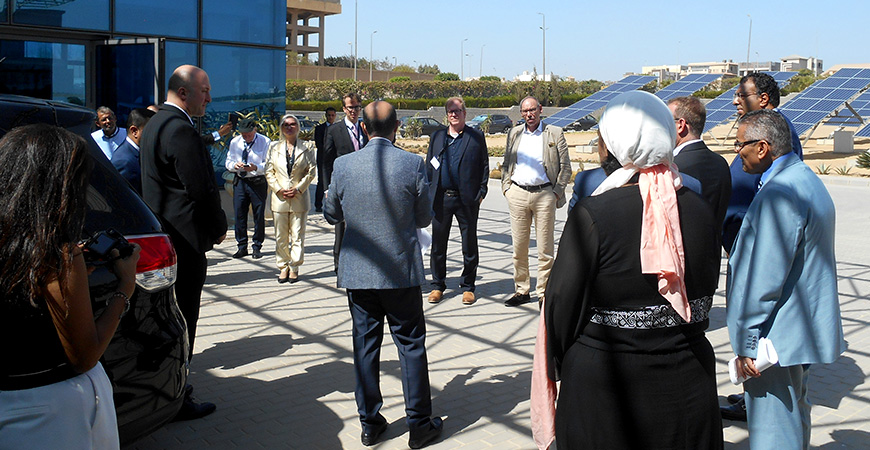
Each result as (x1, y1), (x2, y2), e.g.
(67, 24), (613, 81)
(533, 91), (722, 449)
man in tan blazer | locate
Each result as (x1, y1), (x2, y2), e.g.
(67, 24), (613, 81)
(501, 96), (571, 307)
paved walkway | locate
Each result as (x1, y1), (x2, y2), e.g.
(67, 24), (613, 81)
(127, 179), (870, 449)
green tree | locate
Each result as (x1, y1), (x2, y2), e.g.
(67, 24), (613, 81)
(418, 64), (440, 74)
(393, 64), (416, 73)
(435, 72), (460, 81)
(480, 75), (500, 82)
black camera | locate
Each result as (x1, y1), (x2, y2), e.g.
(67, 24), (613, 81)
(80, 228), (135, 263)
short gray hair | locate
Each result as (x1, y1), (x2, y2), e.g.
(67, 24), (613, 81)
(737, 109), (792, 157)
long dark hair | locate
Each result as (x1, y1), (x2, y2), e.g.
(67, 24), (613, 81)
(0, 124), (92, 306)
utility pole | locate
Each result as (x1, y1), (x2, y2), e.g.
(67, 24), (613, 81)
(353, 0), (358, 81)
(480, 44), (485, 78)
(538, 12), (546, 81)
(746, 14), (752, 68)
(461, 38), (468, 80)
(370, 30), (377, 82)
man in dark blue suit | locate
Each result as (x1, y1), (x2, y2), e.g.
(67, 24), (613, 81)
(313, 106), (336, 213)
(724, 72), (803, 254)
(111, 107), (155, 194)
(425, 97), (488, 306)
(324, 100), (442, 448)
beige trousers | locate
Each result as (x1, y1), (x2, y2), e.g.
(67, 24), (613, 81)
(505, 186), (556, 298)
(274, 211), (307, 273)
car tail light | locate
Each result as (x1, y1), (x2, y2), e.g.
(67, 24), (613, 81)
(126, 234), (177, 292)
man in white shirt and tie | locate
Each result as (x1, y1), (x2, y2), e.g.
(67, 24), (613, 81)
(323, 93), (368, 272)
(225, 118), (271, 259)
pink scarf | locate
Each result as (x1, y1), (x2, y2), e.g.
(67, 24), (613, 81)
(531, 298), (556, 450)
(638, 164), (690, 322)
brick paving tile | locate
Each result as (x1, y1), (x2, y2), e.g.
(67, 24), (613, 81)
(125, 180), (870, 449)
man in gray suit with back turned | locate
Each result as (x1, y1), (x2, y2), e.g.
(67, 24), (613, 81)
(324, 100), (443, 449)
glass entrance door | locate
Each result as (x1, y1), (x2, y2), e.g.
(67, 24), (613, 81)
(95, 39), (162, 126)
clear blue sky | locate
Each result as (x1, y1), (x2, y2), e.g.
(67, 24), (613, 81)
(321, 0), (867, 82)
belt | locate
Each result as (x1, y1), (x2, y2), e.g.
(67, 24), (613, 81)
(516, 182), (552, 192)
(588, 296), (712, 329)
(443, 189), (460, 197)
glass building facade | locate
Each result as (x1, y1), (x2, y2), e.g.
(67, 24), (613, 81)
(0, 0), (287, 174)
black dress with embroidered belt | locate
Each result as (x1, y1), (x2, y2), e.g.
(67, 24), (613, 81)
(545, 185), (723, 450)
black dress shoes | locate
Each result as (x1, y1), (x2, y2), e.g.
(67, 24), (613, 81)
(360, 422), (388, 446)
(720, 397), (747, 421)
(504, 293), (531, 307)
(172, 393), (216, 422)
(232, 248), (248, 258)
(408, 417), (443, 449)
(252, 249), (263, 259)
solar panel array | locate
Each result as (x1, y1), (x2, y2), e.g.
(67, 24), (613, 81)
(857, 122), (870, 137)
(825, 90), (870, 129)
(777, 68), (870, 136)
(544, 75), (656, 128)
(702, 71), (799, 133)
(654, 74), (722, 102)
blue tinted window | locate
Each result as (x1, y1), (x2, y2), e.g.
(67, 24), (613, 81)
(12, 0), (108, 31)
(115, 0), (196, 38)
(202, 0), (284, 46)
(1, 1), (7, 24)
(0, 40), (85, 104)
(201, 44), (284, 169)
(164, 41), (198, 92)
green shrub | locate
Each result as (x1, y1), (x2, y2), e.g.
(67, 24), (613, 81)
(435, 72), (460, 81)
(389, 76), (412, 82)
(856, 150), (870, 169)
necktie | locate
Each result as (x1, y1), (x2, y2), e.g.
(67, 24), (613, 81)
(351, 124), (360, 152)
(240, 140), (252, 177)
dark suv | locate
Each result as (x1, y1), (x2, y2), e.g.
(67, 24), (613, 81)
(467, 114), (513, 134)
(0, 95), (188, 444)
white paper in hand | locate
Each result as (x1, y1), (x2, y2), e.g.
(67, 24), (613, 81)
(729, 337), (779, 385)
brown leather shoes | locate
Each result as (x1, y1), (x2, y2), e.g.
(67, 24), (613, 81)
(427, 290), (443, 304)
(462, 291), (476, 305)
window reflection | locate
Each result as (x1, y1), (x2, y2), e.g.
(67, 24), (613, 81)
(202, 0), (284, 46)
(0, 40), (86, 104)
(115, 0), (196, 38)
(12, 0), (109, 30)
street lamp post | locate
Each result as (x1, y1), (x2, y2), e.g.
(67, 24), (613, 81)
(353, 0), (358, 81)
(370, 30), (377, 82)
(479, 44), (485, 78)
(746, 14), (752, 68)
(538, 12), (546, 81)
(461, 38), (468, 80)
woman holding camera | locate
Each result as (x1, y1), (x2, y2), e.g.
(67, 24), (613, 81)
(0, 124), (140, 449)
(265, 114), (316, 283)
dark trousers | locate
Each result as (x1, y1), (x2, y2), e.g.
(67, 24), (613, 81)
(233, 176), (267, 251)
(314, 179), (324, 210)
(334, 221), (345, 272)
(172, 236), (208, 361)
(429, 192), (480, 292)
(347, 287), (435, 431)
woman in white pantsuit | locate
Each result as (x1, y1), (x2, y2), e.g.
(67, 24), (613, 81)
(265, 114), (316, 283)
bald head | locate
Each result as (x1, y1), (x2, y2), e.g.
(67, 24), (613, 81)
(166, 64), (211, 117)
(362, 100), (399, 140)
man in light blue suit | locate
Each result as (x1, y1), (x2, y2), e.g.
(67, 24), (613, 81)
(727, 109), (845, 450)
(324, 100), (443, 449)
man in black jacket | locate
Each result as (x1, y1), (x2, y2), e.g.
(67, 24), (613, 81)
(313, 106), (337, 212)
(139, 64), (227, 421)
(322, 93), (367, 272)
(425, 97), (488, 306)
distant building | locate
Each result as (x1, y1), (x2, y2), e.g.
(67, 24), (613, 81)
(738, 61), (783, 77)
(781, 55), (823, 76)
(286, 0), (342, 65)
(642, 64), (687, 82)
(686, 61), (739, 76)
(514, 71), (554, 82)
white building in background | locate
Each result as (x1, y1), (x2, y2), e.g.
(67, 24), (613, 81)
(514, 71), (554, 82)
(641, 64), (687, 82)
(737, 61), (782, 77)
(686, 61), (739, 76)
(781, 55), (823, 75)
